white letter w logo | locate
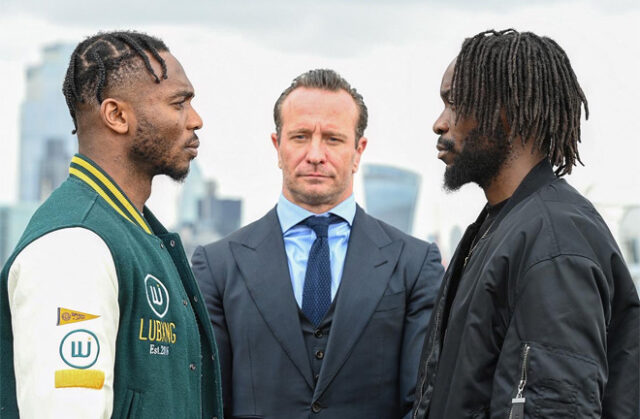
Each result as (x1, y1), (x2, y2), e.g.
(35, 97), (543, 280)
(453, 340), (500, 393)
(144, 274), (170, 318)
(149, 285), (163, 306)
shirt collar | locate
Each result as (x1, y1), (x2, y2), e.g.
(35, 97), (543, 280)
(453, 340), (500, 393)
(276, 194), (356, 233)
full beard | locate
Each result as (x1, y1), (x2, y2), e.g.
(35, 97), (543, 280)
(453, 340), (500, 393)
(129, 118), (190, 182)
(443, 126), (510, 191)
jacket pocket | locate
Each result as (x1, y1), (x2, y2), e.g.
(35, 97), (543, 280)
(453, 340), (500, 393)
(469, 406), (489, 418)
(121, 389), (142, 419)
(374, 290), (405, 313)
(507, 342), (599, 419)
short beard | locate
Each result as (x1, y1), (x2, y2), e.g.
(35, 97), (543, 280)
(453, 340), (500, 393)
(443, 126), (510, 191)
(129, 118), (190, 182)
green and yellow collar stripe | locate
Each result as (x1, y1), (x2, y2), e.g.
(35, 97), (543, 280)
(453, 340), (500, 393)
(69, 154), (153, 235)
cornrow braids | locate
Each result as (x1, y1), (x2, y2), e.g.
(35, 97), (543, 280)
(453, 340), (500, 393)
(62, 31), (169, 134)
(451, 29), (588, 176)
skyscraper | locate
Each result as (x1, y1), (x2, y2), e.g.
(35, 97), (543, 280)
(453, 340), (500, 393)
(176, 163), (243, 258)
(362, 163), (421, 235)
(0, 44), (75, 265)
(19, 43), (76, 203)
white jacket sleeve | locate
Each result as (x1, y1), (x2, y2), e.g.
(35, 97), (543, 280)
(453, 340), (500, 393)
(7, 227), (119, 419)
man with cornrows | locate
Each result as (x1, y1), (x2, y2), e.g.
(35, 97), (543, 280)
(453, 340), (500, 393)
(0, 31), (223, 418)
(412, 29), (639, 418)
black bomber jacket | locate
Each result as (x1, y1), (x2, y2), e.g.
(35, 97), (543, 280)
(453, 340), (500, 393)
(412, 160), (639, 418)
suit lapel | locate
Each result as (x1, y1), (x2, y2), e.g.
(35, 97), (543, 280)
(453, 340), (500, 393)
(229, 209), (315, 389)
(314, 206), (402, 399)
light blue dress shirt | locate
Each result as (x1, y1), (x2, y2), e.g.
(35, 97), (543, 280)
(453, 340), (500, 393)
(276, 194), (356, 309)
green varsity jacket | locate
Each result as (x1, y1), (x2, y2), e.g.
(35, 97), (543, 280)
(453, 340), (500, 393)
(0, 154), (223, 418)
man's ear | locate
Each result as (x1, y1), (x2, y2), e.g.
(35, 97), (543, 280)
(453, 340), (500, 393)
(99, 98), (131, 135)
(271, 133), (283, 169)
(352, 136), (368, 173)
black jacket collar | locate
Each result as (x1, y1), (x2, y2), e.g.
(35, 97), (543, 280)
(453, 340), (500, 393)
(482, 158), (557, 236)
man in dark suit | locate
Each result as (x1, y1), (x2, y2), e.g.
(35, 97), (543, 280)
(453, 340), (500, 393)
(192, 69), (444, 419)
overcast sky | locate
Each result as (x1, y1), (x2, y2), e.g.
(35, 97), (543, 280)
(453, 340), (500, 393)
(1, 0), (638, 257)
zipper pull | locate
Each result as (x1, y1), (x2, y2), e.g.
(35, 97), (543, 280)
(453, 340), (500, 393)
(509, 381), (526, 419)
(509, 395), (525, 419)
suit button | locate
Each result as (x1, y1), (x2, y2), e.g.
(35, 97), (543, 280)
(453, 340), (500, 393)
(313, 329), (323, 338)
(311, 402), (322, 413)
(315, 350), (324, 360)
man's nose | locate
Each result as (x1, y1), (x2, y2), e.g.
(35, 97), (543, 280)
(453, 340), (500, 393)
(306, 136), (326, 164)
(188, 105), (203, 131)
(433, 111), (449, 135)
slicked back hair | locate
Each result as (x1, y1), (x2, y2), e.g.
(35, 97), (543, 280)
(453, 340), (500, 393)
(273, 69), (368, 146)
(62, 31), (169, 133)
(452, 29), (588, 176)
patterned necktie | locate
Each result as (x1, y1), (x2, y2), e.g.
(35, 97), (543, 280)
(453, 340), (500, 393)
(301, 214), (343, 326)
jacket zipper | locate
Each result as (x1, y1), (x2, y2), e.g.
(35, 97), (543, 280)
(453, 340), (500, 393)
(412, 305), (443, 419)
(508, 344), (530, 419)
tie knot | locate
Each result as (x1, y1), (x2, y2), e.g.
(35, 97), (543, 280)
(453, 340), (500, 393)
(301, 214), (342, 238)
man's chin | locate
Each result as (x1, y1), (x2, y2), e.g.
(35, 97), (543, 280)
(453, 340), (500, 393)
(443, 166), (468, 192)
(161, 165), (190, 183)
(291, 188), (337, 207)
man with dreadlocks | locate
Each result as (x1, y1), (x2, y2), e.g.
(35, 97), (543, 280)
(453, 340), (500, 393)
(0, 31), (223, 418)
(412, 29), (639, 418)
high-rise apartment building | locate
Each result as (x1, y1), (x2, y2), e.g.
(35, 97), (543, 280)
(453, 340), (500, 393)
(19, 43), (76, 203)
(362, 163), (420, 235)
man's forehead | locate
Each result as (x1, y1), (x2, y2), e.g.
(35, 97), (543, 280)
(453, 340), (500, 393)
(144, 51), (193, 92)
(282, 87), (358, 118)
(440, 59), (456, 93)
(284, 87), (354, 106)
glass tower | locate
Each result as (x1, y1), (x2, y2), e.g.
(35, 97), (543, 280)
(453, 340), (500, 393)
(19, 43), (76, 202)
(362, 164), (421, 235)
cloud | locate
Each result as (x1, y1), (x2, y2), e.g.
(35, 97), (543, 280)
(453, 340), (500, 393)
(0, 0), (638, 251)
(2, 0), (637, 58)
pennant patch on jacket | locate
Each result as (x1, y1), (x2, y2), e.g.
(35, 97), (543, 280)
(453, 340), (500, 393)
(57, 307), (100, 326)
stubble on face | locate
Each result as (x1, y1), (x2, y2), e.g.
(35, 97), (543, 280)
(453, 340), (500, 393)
(275, 87), (363, 212)
(284, 168), (342, 208)
(443, 125), (511, 191)
(129, 116), (192, 182)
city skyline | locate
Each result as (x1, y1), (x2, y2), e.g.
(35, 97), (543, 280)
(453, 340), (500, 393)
(1, 1), (639, 264)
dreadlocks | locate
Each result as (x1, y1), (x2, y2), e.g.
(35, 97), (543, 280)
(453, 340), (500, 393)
(451, 29), (588, 176)
(62, 31), (169, 134)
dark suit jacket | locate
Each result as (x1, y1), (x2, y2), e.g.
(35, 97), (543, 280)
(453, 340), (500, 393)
(192, 205), (444, 419)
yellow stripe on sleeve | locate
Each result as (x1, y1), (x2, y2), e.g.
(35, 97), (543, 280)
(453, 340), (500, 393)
(71, 156), (152, 234)
(55, 369), (105, 390)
